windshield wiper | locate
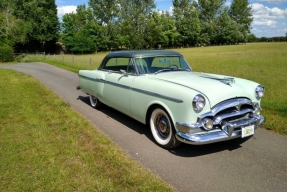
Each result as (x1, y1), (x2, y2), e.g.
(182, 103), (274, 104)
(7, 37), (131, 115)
(173, 68), (191, 71)
(154, 68), (172, 74)
(155, 68), (191, 74)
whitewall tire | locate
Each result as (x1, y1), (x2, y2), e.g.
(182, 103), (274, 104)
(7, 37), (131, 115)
(150, 107), (181, 149)
(89, 95), (102, 109)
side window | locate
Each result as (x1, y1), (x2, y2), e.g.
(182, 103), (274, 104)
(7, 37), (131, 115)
(104, 58), (117, 68)
(135, 58), (150, 74)
(179, 57), (189, 69)
(103, 58), (134, 74)
(127, 59), (135, 74)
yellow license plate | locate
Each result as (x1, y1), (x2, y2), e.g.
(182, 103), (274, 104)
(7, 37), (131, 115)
(242, 125), (254, 138)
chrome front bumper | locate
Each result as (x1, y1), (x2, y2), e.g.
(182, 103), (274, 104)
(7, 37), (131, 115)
(176, 115), (265, 145)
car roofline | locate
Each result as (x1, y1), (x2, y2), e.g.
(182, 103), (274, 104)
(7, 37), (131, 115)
(105, 50), (182, 58)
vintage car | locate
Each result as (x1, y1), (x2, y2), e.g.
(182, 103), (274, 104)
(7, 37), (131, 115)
(77, 50), (265, 149)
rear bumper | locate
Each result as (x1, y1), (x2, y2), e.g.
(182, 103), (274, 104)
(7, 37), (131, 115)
(176, 115), (264, 145)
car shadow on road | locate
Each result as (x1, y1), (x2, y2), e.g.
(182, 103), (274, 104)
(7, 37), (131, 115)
(78, 95), (249, 157)
(168, 138), (251, 157)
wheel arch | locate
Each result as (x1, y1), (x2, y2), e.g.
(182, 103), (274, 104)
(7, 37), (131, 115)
(145, 102), (177, 130)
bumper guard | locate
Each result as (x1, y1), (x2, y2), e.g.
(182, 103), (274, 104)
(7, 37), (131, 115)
(176, 115), (264, 145)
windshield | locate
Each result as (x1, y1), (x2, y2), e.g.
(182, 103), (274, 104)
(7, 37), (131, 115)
(134, 56), (192, 75)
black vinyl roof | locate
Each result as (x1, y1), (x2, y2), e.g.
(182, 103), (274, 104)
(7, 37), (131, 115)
(105, 50), (182, 58)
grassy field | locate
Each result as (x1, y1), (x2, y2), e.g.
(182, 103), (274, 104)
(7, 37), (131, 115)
(0, 69), (174, 191)
(22, 43), (287, 135)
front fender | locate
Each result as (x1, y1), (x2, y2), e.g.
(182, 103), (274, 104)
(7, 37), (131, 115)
(130, 76), (211, 130)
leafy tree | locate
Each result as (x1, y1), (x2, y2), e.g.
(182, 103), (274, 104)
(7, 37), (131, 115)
(0, 0), (26, 47)
(89, 0), (119, 50)
(0, 45), (14, 62)
(153, 11), (179, 48)
(229, 0), (253, 30)
(247, 33), (258, 43)
(197, 0), (225, 45)
(216, 8), (236, 44)
(229, 0), (253, 43)
(173, 0), (201, 46)
(61, 5), (104, 53)
(88, 0), (118, 25)
(144, 12), (161, 48)
(13, 0), (59, 53)
(118, 0), (156, 49)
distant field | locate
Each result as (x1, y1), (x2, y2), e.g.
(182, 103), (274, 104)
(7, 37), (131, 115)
(22, 43), (287, 135)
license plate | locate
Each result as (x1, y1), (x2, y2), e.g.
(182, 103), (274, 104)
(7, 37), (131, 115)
(242, 125), (254, 138)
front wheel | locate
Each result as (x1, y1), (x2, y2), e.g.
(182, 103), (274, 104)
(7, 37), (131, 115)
(89, 95), (103, 109)
(150, 107), (181, 149)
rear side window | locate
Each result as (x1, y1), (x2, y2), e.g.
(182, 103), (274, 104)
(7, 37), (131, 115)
(102, 57), (135, 74)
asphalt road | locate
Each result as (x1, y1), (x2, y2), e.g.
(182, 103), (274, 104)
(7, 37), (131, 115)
(1, 63), (287, 192)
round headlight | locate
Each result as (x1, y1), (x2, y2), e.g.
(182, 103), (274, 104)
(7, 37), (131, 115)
(193, 94), (206, 111)
(255, 85), (265, 99)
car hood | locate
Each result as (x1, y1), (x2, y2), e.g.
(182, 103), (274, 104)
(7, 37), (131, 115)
(149, 71), (258, 107)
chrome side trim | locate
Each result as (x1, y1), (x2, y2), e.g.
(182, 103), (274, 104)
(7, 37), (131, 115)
(131, 87), (183, 103)
(105, 80), (131, 90)
(80, 75), (183, 103)
(79, 74), (103, 82)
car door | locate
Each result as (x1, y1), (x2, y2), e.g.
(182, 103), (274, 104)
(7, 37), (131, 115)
(102, 57), (136, 116)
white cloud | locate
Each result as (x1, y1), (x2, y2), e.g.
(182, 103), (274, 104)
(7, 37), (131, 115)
(256, 0), (287, 4)
(169, 6), (173, 13)
(253, 19), (277, 26)
(57, 5), (77, 18)
(251, 3), (287, 26)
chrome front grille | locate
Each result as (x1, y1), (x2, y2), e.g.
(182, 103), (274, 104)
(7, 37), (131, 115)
(198, 98), (256, 127)
(176, 98), (264, 145)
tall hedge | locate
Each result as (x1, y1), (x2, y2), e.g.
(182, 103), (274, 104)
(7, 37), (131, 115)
(0, 46), (14, 62)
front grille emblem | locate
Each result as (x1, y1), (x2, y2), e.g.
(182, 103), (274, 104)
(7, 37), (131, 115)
(236, 104), (241, 111)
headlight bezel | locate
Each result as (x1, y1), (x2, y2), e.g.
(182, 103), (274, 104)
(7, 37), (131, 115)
(255, 85), (265, 99)
(192, 94), (206, 112)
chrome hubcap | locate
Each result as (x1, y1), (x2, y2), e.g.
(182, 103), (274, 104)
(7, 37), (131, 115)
(155, 113), (170, 139)
(90, 95), (97, 106)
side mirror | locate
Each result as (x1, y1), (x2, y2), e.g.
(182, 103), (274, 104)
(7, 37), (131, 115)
(120, 69), (128, 76)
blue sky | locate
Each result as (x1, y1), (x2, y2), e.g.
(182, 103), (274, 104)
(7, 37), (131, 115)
(56, 0), (287, 37)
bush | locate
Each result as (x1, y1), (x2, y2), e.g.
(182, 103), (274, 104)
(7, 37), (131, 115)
(0, 46), (14, 62)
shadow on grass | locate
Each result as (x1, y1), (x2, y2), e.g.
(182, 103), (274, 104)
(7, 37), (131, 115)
(77, 95), (251, 157)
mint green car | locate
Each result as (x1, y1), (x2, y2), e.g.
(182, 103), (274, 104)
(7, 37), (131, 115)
(77, 50), (265, 149)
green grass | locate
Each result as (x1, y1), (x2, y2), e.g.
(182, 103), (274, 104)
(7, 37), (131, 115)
(0, 69), (174, 191)
(21, 43), (287, 135)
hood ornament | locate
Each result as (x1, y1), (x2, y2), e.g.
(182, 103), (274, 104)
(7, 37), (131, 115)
(201, 76), (235, 85)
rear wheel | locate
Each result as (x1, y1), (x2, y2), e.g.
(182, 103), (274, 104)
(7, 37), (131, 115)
(149, 107), (181, 149)
(89, 95), (103, 109)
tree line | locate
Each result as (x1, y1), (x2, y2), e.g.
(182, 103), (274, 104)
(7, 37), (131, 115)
(0, 0), (59, 53)
(0, 0), (286, 54)
(61, 0), (255, 53)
